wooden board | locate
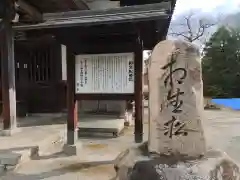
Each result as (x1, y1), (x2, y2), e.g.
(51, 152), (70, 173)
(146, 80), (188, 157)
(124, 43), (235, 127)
(75, 53), (134, 94)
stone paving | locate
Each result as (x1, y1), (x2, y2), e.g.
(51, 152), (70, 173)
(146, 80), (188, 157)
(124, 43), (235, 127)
(1, 109), (240, 179)
(0, 115), (65, 172)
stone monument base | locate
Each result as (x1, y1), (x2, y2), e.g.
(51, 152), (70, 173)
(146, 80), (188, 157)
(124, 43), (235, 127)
(114, 143), (240, 180)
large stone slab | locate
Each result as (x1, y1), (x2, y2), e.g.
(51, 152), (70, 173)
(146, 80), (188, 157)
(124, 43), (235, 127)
(114, 146), (240, 180)
(78, 115), (125, 137)
(148, 40), (206, 157)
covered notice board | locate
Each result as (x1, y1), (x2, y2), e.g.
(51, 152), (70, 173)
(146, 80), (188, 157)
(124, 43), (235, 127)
(75, 53), (134, 94)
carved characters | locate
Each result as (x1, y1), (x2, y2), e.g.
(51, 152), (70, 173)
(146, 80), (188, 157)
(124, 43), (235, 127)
(161, 51), (188, 138)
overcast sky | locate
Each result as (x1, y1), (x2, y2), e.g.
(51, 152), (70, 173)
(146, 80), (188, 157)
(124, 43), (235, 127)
(173, 0), (240, 15)
(144, 0), (240, 56)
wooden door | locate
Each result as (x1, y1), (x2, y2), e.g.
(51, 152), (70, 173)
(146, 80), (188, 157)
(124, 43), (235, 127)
(22, 41), (63, 113)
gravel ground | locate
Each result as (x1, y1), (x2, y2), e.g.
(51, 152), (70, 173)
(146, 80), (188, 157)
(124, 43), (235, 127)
(2, 109), (240, 179)
(203, 110), (240, 163)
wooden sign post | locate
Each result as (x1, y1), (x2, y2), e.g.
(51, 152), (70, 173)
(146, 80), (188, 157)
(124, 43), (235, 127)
(65, 37), (143, 150)
(134, 37), (143, 143)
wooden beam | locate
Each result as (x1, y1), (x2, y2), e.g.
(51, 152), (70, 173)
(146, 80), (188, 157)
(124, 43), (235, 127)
(16, 0), (42, 22)
(66, 47), (78, 145)
(0, 1), (17, 132)
(75, 94), (134, 101)
(43, 2), (170, 20)
(134, 36), (143, 143)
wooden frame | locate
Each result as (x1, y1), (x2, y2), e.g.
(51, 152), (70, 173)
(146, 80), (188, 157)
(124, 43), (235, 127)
(64, 33), (144, 144)
(66, 47), (78, 145)
(75, 94), (134, 101)
(0, 1), (176, 145)
(134, 35), (143, 143)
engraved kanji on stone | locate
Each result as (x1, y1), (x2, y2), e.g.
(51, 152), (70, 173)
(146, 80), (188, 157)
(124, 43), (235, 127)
(164, 116), (188, 138)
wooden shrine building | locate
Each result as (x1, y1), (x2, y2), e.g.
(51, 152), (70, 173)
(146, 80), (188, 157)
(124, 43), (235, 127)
(0, 0), (176, 148)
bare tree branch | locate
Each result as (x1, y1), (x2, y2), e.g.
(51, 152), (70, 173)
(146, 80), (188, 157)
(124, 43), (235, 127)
(191, 21), (215, 42)
(169, 10), (218, 43)
(169, 32), (192, 41)
(185, 12), (194, 41)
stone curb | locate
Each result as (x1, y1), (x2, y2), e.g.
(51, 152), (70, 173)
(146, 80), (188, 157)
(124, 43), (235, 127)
(13, 131), (63, 171)
(114, 149), (130, 167)
(0, 133), (63, 177)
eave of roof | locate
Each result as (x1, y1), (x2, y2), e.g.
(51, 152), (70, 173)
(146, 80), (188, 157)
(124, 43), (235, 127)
(24, 0), (89, 13)
(13, 2), (171, 31)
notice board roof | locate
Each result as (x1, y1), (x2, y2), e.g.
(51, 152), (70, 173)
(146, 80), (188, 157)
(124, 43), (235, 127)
(14, 2), (171, 31)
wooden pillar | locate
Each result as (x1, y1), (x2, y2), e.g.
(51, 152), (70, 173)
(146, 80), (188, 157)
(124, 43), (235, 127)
(66, 47), (78, 145)
(134, 36), (143, 143)
(1, 1), (17, 132)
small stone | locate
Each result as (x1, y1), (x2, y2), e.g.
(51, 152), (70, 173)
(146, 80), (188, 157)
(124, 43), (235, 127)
(30, 146), (39, 158)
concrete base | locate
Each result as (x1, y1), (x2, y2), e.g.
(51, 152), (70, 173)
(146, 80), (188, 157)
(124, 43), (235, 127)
(67, 129), (78, 145)
(135, 134), (143, 143)
(0, 128), (20, 136)
(63, 144), (77, 156)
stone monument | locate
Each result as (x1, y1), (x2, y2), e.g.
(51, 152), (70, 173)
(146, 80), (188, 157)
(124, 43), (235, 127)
(148, 39), (206, 157)
(113, 40), (240, 180)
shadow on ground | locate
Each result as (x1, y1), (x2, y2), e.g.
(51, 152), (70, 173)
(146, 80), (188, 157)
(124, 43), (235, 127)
(1, 162), (116, 180)
(16, 115), (66, 128)
(31, 151), (70, 160)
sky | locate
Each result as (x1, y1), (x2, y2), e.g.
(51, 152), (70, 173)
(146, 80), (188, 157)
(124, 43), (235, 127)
(173, 0), (240, 16)
(145, 0), (240, 58)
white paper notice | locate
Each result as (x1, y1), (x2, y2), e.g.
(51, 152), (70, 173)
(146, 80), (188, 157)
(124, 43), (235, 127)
(75, 53), (134, 94)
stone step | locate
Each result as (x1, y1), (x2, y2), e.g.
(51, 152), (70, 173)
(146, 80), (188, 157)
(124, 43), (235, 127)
(0, 152), (21, 166)
(0, 131), (63, 176)
(0, 152), (22, 175)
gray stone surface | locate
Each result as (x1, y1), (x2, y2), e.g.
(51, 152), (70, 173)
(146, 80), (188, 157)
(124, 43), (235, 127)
(115, 147), (240, 180)
(0, 128), (20, 136)
(0, 153), (21, 166)
(63, 144), (77, 156)
(67, 129), (78, 145)
(148, 39), (206, 157)
(0, 115), (64, 175)
(0, 165), (5, 173)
